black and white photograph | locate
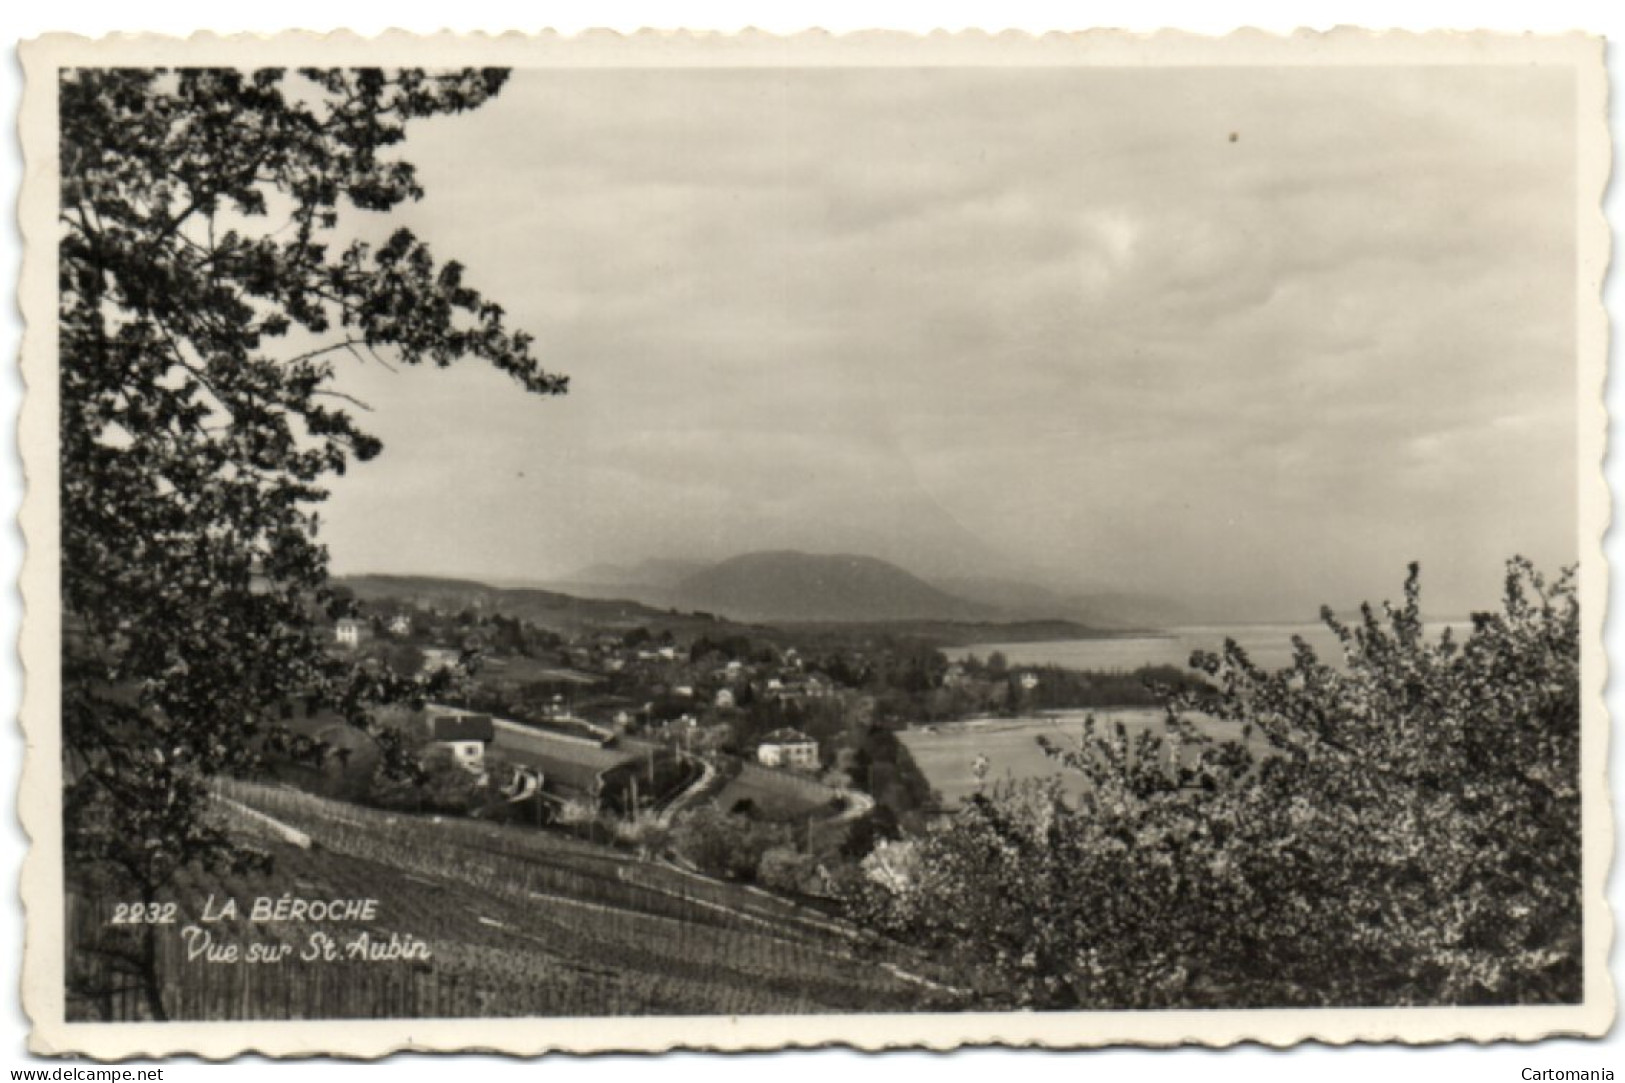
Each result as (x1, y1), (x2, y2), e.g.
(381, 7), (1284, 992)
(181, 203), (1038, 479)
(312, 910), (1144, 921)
(12, 24), (1614, 1058)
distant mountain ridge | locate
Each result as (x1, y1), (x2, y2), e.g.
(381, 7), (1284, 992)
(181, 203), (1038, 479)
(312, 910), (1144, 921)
(333, 569), (1112, 646)
(672, 550), (997, 623)
(510, 551), (1186, 628)
(335, 574), (691, 636)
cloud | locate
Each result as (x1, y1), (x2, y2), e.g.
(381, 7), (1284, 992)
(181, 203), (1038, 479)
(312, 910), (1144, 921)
(318, 63), (1579, 618)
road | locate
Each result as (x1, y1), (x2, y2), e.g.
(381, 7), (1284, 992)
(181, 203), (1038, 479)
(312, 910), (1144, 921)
(655, 752), (717, 827)
(830, 786), (874, 824)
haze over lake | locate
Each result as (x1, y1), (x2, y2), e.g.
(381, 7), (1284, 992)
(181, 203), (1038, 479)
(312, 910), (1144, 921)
(953, 621), (1476, 674)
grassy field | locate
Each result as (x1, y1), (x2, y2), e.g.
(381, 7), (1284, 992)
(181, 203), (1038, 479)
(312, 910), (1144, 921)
(711, 763), (845, 821)
(897, 709), (1265, 808)
(67, 779), (950, 1021)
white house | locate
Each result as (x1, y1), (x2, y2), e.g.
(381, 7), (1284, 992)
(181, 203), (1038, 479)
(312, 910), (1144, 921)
(714, 688), (736, 709)
(422, 707), (495, 778)
(757, 728), (819, 770)
(334, 617), (368, 648)
(1018, 672), (1041, 692)
(420, 647), (460, 674)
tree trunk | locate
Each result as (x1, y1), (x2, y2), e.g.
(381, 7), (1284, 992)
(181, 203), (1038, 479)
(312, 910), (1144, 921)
(137, 888), (168, 1022)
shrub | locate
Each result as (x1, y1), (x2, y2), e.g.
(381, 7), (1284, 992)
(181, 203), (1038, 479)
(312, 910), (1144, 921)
(756, 846), (820, 894)
(671, 806), (790, 881)
(613, 814), (672, 859)
(367, 738), (486, 815)
(857, 560), (1581, 1009)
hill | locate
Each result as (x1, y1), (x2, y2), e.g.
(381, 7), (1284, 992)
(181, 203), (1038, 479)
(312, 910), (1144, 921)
(335, 574), (742, 638)
(335, 566), (1130, 644)
(672, 551), (997, 623)
(511, 557), (1184, 632)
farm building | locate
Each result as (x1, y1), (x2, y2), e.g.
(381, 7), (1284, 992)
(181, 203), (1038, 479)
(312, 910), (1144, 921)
(493, 721), (640, 800)
(422, 706), (495, 774)
(757, 728), (819, 770)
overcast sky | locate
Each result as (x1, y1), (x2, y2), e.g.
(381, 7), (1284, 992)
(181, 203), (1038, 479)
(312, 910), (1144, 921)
(321, 63), (1578, 620)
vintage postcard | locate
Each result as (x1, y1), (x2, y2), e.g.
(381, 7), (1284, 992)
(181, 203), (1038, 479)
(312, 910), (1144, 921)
(15, 28), (1614, 1058)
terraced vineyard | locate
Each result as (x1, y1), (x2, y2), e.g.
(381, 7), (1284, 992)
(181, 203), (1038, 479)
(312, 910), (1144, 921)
(67, 780), (956, 1020)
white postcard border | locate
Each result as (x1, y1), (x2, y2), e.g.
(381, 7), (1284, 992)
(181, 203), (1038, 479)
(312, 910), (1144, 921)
(16, 27), (1614, 1057)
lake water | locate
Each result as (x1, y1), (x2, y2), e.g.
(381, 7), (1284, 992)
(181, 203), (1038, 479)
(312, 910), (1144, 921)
(918, 621), (1474, 808)
(951, 621), (1474, 675)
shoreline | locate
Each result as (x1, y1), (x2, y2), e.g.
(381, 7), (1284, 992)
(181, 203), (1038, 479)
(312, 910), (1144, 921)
(912, 707), (1167, 737)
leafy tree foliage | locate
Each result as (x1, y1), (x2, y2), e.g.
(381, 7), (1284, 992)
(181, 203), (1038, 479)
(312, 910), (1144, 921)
(854, 560), (1581, 1009)
(840, 803), (902, 860)
(670, 806), (791, 881)
(59, 67), (564, 934)
(756, 846), (822, 894)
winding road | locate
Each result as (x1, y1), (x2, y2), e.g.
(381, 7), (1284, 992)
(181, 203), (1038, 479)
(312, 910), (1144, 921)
(655, 752), (717, 827)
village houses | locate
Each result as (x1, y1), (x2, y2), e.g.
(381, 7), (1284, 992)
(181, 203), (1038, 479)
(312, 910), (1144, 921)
(757, 728), (819, 770)
(422, 705), (496, 779)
